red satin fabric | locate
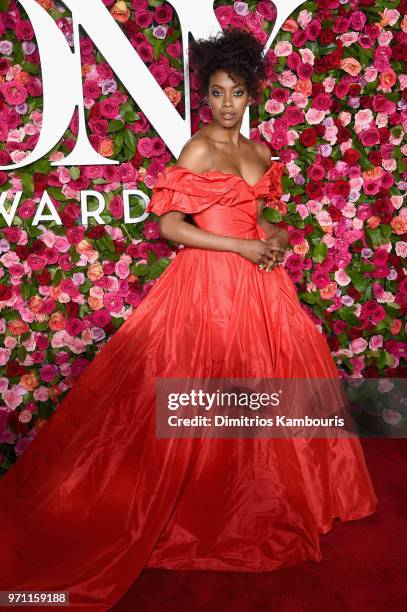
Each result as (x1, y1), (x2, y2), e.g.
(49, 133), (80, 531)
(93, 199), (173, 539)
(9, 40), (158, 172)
(0, 163), (377, 611)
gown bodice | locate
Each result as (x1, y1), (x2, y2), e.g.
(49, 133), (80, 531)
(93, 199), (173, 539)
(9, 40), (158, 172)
(146, 162), (285, 238)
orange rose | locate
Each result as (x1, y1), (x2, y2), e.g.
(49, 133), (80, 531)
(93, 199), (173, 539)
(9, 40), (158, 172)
(363, 167), (383, 181)
(49, 385), (63, 400)
(49, 285), (62, 300)
(391, 215), (407, 235)
(340, 58), (362, 76)
(29, 295), (43, 315)
(99, 139), (114, 157)
(282, 18), (298, 33)
(320, 282), (337, 300)
(20, 371), (39, 392)
(82, 64), (92, 78)
(295, 79), (312, 96)
(110, 1), (130, 23)
(164, 87), (181, 107)
(87, 262), (104, 282)
(49, 311), (67, 332)
(293, 241), (310, 256)
(379, 70), (397, 90)
(88, 296), (104, 311)
(37, 0), (54, 9)
(77, 239), (98, 258)
(16, 70), (30, 85)
(390, 319), (402, 335)
(367, 216), (381, 229)
(7, 320), (29, 335)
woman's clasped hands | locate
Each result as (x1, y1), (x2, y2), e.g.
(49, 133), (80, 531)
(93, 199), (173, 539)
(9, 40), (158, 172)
(236, 228), (289, 272)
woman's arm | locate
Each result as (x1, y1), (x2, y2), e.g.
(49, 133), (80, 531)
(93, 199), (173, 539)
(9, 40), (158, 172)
(159, 211), (240, 253)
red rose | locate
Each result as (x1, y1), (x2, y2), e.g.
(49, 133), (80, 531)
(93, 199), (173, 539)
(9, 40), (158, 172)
(360, 95), (372, 109)
(0, 284), (13, 302)
(334, 82), (350, 99)
(319, 29), (335, 46)
(337, 127), (351, 143)
(15, 20), (34, 41)
(327, 205), (342, 222)
(300, 128), (317, 147)
(285, 107), (304, 126)
(306, 181), (323, 198)
(312, 93), (332, 111)
(333, 180), (350, 197)
(343, 149), (360, 165)
(368, 151), (382, 166)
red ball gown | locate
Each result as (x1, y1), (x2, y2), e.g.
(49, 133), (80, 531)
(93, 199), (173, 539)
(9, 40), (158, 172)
(0, 163), (377, 611)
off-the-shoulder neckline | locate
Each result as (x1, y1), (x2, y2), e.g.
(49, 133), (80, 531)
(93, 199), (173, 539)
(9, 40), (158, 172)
(164, 161), (280, 190)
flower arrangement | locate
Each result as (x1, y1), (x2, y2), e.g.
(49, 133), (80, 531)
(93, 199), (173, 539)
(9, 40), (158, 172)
(0, 0), (406, 470)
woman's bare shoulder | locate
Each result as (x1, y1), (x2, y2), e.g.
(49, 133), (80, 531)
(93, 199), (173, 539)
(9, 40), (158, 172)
(252, 140), (273, 168)
(174, 137), (214, 174)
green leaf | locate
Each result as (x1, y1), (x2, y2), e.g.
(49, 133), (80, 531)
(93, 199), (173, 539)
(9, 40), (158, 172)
(115, 133), (124, 148)
(20, 284), (33, 301)
(69, 167), (80, 181)
(299, 292), (319, 305)
(20, 173), (34, 196)
(53, 269), (63, 285)
(339, 307), (361, 327)
(147, 249), (157, 265)
(47, 187), (66, 202)
(348, 270), (367, 292)
(33, 159), (51, 174)
(132, 264), (149, 276)
(366, 227), (382, 248)
(123, 130), (137, 154)
(96, 235), (115, 253)
(123, 111), (139, 123)
(21, 62), (39, 75)
(312, 241), (327, 263)
(263, 208), (282, 223)
(109, 119), (124, 133)
(148, 258), (171, 280)
(0, 0), (10, 11)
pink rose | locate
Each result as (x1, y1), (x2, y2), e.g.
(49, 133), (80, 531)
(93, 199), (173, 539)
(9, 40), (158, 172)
(15, 20), (35, 41)
(103, 293), (124, 313)
(312, 93), (332, 111)
(83, 80), (101, 100)
(214, 5), (233, 26)
(349, 11), (366, 31)
(369, 335), (383, 351)
(99, 98), (119, 119)
(1, 80), (27, 105)
(143, 221), (160, 240)
(284, 107), (304, 126)
(137, 136), (154, 158)
(359, 128), (380, 147)
(350, 338), (368, 355)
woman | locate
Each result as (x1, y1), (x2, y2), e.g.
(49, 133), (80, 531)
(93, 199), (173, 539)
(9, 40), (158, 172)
(0, 28), (377, 611)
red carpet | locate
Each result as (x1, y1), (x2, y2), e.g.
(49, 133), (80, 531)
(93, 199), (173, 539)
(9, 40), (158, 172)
(112, 438), (407, 612)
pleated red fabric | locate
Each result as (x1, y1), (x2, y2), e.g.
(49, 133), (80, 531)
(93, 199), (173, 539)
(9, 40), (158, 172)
(0, 163), (377, 611)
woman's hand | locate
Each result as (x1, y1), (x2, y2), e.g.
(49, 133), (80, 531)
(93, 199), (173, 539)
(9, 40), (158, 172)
(263, 228), (290, 272)
(234, 238), (280, 267)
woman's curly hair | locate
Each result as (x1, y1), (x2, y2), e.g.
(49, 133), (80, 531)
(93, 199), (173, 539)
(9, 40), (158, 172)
(188, 28), (266, 103)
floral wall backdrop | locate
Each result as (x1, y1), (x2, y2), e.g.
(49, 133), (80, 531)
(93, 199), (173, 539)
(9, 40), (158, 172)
(0, 0), (406, 471)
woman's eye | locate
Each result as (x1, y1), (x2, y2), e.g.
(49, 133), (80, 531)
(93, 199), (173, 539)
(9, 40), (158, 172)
(211, 90), (244, 96)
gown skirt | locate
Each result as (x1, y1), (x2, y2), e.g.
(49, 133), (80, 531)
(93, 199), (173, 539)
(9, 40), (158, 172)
(0, 163), (377, 611)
